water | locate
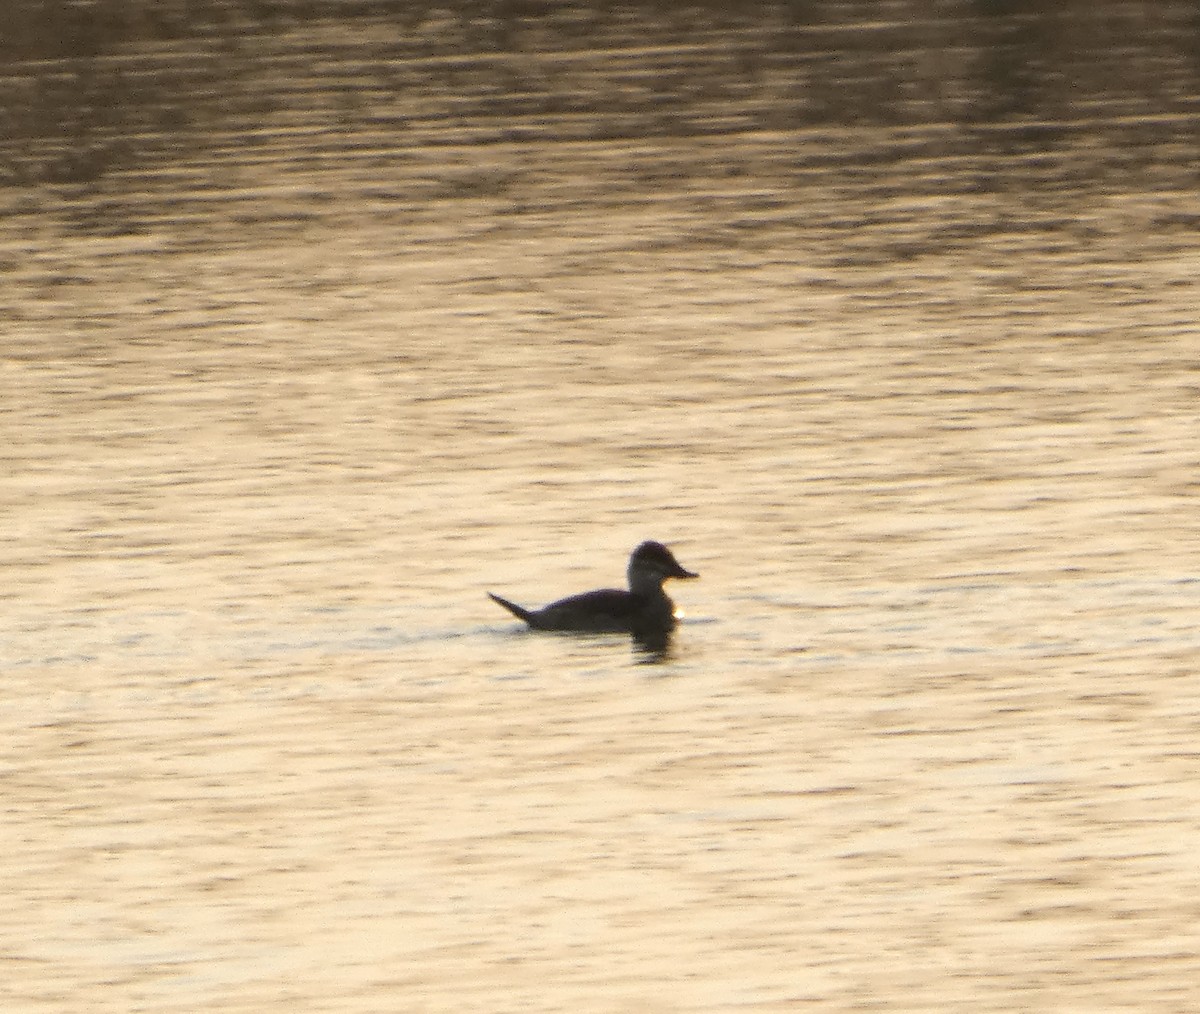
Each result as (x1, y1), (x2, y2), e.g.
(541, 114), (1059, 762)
(4, 2), (1200, 1010)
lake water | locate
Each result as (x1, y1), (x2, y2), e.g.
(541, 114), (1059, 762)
(4, 2), (1200, 1010)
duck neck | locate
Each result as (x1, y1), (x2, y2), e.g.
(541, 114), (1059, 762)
(627, 565), (666, 598)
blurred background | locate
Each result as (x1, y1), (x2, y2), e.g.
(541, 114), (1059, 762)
(4, 2), (1200, 1011)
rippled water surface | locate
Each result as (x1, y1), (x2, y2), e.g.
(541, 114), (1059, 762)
(4, 2), (1200, 1010)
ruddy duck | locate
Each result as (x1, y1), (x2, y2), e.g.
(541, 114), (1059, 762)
(488, 541), (698, 642)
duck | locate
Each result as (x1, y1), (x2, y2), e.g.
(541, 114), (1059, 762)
(488, 540), (698, 642)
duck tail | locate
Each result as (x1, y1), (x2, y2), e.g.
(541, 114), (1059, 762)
(488, 592), (535, 625)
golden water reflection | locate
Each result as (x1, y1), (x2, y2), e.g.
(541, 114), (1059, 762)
(4, 3), (1200, 1011)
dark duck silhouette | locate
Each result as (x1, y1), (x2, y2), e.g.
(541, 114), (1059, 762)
(488, 541), (698, 646)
